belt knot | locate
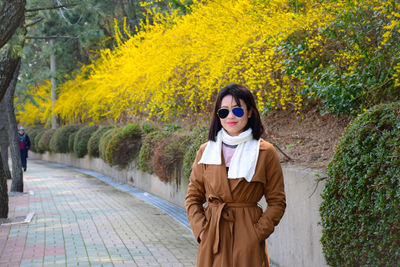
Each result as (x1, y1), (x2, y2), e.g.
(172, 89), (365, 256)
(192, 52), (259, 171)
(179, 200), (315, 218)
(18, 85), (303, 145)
(207, 198), (257, 254)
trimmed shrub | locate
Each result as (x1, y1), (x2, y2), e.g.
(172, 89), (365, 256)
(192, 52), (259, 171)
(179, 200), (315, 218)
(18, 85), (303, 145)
(138, 130), (171, 174)
(106, 123), (143, 168)
(152, 133), (191, 182)
(99, 128), (119, 162)
(320, 102), (400, 266)
(88, 125), (114, 158)
(182, 127), (208, 180)
(37, 129), (56, 152)
(24, 126), (36, 133)
(68, 132), (77, 153)
(26, 127), (45, 153)
(73, 125), (98, 158)
(33, 129), (47, 154)
(24, 125), (42, 137)
(50, 125), (80, 153)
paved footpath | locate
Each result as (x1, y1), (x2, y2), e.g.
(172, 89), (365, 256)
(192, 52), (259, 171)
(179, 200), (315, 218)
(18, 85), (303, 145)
(1, 160), (198, 267)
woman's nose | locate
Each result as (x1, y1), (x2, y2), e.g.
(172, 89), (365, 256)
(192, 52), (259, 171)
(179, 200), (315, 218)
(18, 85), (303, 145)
(227, 110), (235, 118)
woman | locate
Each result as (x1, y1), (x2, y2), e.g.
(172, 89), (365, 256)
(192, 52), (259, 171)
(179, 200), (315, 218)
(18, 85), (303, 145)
(185, 84), (286, 267)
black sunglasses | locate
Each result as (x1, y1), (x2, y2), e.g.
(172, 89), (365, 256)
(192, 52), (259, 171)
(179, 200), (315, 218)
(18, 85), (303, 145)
(217, 107), (245, 119)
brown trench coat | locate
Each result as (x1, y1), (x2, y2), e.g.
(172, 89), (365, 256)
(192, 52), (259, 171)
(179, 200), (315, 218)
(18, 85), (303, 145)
(185, 139), (286, 267)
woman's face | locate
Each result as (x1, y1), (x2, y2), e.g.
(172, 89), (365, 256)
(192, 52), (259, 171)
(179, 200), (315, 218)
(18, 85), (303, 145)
(219, 95), (251, 136)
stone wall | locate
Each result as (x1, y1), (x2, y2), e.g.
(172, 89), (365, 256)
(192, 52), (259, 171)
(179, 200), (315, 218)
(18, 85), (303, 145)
(29, 151), (328, 267)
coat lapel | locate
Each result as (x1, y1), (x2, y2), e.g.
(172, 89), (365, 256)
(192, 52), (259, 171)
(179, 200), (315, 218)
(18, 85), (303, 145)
(228, 142), (267, 192)
(206, 152), (233, 202)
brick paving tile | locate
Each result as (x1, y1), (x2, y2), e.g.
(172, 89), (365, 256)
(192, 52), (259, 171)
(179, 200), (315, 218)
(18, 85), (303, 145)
(1, 160), (198, 266)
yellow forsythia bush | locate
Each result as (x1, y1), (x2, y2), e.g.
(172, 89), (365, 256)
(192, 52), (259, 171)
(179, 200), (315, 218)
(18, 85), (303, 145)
(16, 80), (52, 126)
(18, 0), (385, 125)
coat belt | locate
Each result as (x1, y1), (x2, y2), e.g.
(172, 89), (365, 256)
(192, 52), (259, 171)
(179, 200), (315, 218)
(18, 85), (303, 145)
(208, 201), (257, 254)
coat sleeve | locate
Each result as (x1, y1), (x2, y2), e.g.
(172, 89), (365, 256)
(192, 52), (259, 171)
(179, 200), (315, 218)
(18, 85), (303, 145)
(254, 145), (286, 241)
(185, 146), (207, 242)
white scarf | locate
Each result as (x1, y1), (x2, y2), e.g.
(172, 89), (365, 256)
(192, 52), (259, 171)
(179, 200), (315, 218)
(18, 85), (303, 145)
(198, 128), (260, 182)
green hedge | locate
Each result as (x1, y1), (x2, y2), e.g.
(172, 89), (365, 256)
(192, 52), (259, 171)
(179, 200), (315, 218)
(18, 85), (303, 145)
(138, 130), (171, 174)
(106, 123), (143, 168)
(139, 127), (208, 179)
(182, 127), (208, 180)
(68, 132), (77, 153)
(73, 125), (98, 158)
(99, 128), (119, 162)
(33, 129), (47, 154)
(320, 102), (400, 266)
(26, 124), (208, 185)
(38, 129), (56, 152)
(25, 127), (45, 153)
(50, 125), (80, 153)
(88, 125), (114, 158)
(152, 133), (191, 182)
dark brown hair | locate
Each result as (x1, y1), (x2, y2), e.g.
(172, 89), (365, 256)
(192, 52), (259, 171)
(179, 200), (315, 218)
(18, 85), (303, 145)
(208, 84), (265, 141)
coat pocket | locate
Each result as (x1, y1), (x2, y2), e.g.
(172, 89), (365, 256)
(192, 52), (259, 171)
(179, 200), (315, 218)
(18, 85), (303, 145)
(251, 223), (264, 243)
(251, 206), (264, 243)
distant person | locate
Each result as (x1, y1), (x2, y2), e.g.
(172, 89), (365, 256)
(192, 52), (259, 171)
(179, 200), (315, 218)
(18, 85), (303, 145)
(185, 84), (286, 266)
(18, 127), (31, 172)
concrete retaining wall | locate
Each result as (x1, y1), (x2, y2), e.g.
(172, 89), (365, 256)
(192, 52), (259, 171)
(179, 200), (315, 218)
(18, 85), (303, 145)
(29, 151), (328, 267)
(266, 167), (328, 267)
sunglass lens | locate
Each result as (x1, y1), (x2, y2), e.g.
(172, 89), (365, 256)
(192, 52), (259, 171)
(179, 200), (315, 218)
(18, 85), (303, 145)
(232, 107), (244, 117)
(218, 109), (229, 119)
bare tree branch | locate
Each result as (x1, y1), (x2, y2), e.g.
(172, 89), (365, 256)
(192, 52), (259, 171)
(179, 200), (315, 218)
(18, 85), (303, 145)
(25, 4), (75, 13)
(26, 17), (44, 28)
(26, 13), (38, 18)
(26, 35), (78, 40)
(272, 142), (293, 161)
(309, 174), (328, 198)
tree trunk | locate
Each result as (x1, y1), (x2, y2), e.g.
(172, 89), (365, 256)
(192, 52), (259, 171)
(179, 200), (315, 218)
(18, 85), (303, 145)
(50, 39), (57, 129)
(0, 0), (26, 101)
(5, 60), (23, 192)
(0, 45), (21, 102)
(0, 0), (26, 49)
(0, 1), (25, 217)
(0, 152), (8, 218)
(0, 99), (12, 181)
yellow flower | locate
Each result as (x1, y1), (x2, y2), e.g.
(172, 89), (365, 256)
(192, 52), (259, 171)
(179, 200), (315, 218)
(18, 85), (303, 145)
(18, 0), (386, 124)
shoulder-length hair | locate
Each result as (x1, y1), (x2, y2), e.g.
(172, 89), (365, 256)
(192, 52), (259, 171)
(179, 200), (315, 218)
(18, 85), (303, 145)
(208, 84), (265, 141)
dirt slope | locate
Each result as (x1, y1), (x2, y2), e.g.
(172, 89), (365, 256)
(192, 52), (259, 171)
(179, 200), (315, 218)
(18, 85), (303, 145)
(262, 109), (351, 170)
